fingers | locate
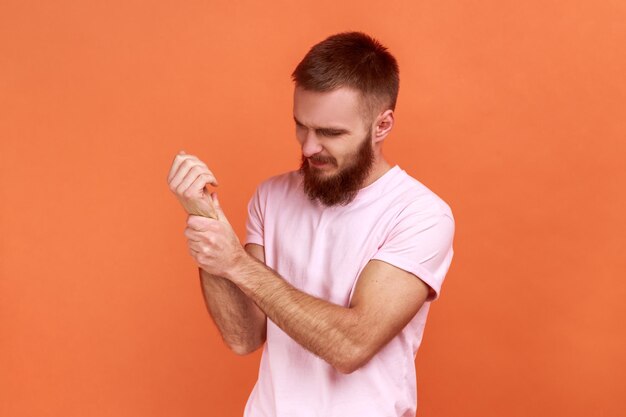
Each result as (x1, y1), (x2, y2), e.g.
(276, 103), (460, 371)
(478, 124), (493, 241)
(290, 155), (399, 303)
(168, 154), (219, 194)
(168, 154), (204, 187)
(187, 239), (203, 253)
(184, 226), (200, 239)
(186, 214), (217, 232)
(167, 151), (194, 183)
(176, 166), (214, 197)
(210, 192), (220, 213)
(185, 221), (217, 256)
(167, 151), (219, 185)
(186, 172), (216, 197)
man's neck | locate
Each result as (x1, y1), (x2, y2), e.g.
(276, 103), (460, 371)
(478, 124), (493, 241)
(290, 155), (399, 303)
(360, 158), (393, 189)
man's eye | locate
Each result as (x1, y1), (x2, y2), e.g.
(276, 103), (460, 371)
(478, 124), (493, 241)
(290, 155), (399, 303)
(321, 131), (342, 136)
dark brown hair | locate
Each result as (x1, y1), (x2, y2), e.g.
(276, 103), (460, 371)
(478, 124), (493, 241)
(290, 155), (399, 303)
(291, 31), (400, 124)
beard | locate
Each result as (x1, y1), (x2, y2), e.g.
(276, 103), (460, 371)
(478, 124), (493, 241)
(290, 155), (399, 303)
(298, 130), (375, 207)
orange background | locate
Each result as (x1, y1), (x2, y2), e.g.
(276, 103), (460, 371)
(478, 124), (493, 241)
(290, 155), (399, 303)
(1, 1), (624, 416)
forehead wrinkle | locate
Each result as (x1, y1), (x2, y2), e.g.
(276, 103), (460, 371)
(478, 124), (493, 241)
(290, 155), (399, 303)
(293, 115), (351, 132)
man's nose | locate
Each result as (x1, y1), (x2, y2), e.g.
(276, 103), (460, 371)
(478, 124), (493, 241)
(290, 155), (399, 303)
(301, 131), (323, 158)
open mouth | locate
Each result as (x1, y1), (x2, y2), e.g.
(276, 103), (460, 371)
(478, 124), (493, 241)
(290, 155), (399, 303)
(309, 159), (332, 168)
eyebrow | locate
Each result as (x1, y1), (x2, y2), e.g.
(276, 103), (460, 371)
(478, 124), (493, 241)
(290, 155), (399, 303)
(293, 116), (351, 135)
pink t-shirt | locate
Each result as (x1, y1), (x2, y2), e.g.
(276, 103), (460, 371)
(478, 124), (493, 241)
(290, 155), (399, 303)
(243, 165), (455, 417)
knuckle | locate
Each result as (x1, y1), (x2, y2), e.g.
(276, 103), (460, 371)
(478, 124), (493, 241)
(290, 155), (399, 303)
(180, 158), (193, 170)
(201, 175), (216, 186)
(176, 182), (188, 196)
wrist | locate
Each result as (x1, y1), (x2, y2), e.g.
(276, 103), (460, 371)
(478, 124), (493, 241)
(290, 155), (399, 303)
(225, 248), (254, 284)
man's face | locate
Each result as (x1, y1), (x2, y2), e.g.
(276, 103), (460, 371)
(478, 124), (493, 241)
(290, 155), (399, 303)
(293, 86), (376, 207)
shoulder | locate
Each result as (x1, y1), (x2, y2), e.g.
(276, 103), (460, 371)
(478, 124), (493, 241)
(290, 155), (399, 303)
(388, 168), (454, 223)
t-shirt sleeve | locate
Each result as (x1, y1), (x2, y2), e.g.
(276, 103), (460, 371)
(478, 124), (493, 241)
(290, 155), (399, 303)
(245, 185), (265, 246)
(371, 206), (455, 302)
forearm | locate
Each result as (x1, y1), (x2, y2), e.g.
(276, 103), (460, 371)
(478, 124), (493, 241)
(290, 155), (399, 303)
(226, 254), (364, 373)
(199, 267), (265, 353)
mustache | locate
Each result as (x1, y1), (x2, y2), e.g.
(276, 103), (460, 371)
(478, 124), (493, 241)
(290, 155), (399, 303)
(308, 155), (336, 165)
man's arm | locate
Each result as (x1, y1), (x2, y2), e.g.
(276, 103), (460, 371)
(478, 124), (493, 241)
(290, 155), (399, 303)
(199, 244), (267, 355)
(226, 253), (430, 374)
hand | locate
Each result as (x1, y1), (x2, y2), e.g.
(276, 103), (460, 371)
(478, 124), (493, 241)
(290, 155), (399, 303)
(167, 150), (218, 219)
(184, 193), (247, 278)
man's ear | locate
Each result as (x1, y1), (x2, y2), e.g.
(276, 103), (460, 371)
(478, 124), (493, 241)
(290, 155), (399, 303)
(374, 110), (394, 142)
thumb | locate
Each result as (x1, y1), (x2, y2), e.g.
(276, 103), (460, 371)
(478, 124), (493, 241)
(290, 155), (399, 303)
(211, 192), (230, 224)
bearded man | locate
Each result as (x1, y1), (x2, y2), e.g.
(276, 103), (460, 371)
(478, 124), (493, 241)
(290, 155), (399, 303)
(168, 31), (456, 417)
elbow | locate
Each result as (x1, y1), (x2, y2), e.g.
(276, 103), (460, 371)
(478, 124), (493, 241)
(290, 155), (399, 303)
(336, 358), (365, 375)
(333, 315), (372, 374)
(230, 344), (252, 356)
(230, 342), (261, 356)
(229, 337), (266, 356)
(336, 360), (363, 375)
(336, 361), (358, 375)
(334, 345), (369, 375)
